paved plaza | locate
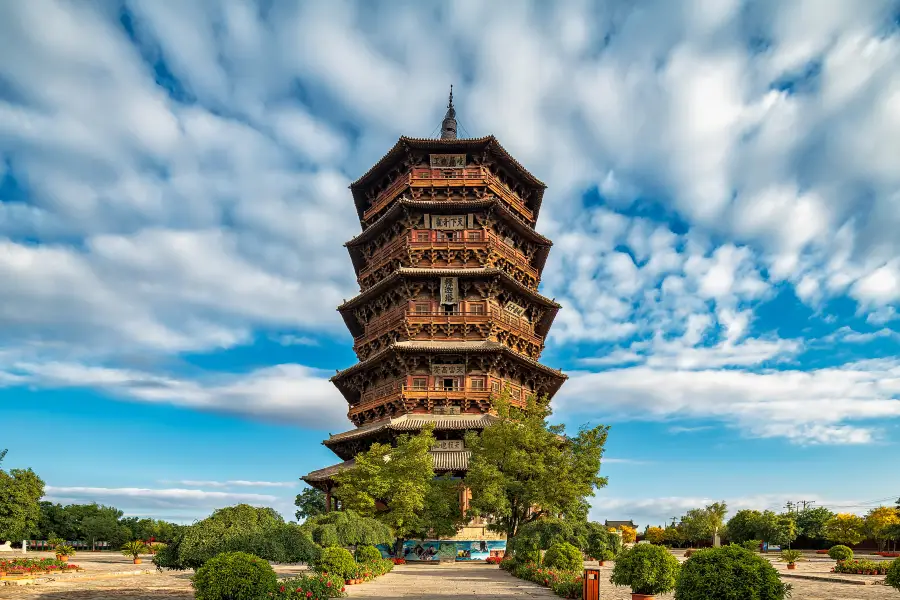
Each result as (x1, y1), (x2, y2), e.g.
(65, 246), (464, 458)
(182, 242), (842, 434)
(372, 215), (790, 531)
(0, 553), (897, 599)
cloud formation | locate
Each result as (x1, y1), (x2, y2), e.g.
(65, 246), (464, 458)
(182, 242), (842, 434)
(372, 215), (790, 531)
(0, 0), (898, 444)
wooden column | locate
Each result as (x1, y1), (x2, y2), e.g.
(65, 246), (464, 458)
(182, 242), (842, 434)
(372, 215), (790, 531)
(325, 487), (332, 513)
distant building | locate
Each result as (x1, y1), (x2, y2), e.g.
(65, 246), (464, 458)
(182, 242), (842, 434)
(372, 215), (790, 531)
(605, 520), (637, 529)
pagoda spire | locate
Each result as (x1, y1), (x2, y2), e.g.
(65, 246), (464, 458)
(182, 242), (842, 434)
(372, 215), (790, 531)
(440, 85), (457, 140)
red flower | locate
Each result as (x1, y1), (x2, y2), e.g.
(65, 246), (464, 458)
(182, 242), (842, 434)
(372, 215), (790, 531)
(306, 593), (312, 598)
(341, 587), (345, 592)
(326, 581), (332, 587)
(279, 586), (285, 592)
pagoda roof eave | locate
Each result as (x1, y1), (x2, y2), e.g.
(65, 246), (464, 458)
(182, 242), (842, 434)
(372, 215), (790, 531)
(325, 412), (498, 445)
(302, 449), (472, 487)
(350, 136), (547, 222)
(331, 340), (567, 392)
(338, 267), (561, 313)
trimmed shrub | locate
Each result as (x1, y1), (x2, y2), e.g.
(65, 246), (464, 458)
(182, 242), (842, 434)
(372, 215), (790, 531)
(828, 545), (853, 561)
(314, 524), (341, 548)
(885, 557), (900, 591)
(154, 505), (319, 570)
(191, 551), (276, 600)
(832, 559), (888, 575)
(610, 543), (680, 596)
(741, 540), (762, 551)
(300, 510), (393, 548)
(674, 545), (790, 600)
(275, 572), (346, 598)
(587, 528), (620, 562)
(516, 547), (542, 564)
(316, 547), (357, 580)
(543, 542), (583, 571)
(355, 545), (382, 563)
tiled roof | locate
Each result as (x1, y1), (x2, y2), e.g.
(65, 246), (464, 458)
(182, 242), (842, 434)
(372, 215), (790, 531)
(337, 267), (560, 312)
(303, 450), (471, 482)
(345, 197), (553, 247)
(331, 339), (567, 382)
(325, 413), (498, 443)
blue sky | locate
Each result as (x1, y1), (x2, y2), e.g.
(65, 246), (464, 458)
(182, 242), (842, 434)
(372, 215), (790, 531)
(1, 0), (899, 528)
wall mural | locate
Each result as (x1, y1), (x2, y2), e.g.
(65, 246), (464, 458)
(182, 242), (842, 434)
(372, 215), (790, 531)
(375, 539), (507, 561)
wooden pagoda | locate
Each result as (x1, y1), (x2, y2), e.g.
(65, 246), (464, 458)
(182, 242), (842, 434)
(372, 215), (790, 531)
(303, 90), (567, 521)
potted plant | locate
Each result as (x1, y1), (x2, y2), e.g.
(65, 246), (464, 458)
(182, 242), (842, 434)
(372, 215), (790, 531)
(55, 544), (75, 562)
(121, 540), (148, 564)
(610, 543), (680, 600)
(780, 549), (803, 570)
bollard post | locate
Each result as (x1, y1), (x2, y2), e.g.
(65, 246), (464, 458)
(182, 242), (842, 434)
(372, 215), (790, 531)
(583, 567), (600, 600)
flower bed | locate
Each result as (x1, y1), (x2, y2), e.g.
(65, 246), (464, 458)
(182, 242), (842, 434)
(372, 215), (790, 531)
(390, 557), (406, 565)
(485, 556), (503, 564)
(877, 552), (900, 558)
(0, 558), (81, 576)
(832, 560), (889, 575)
(272, 573), (347, 599)
(499, 559), (583, 599)
(816, 549), (829, 554)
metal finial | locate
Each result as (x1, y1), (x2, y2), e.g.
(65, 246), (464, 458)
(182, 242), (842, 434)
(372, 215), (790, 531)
(440, 84), (457, 140)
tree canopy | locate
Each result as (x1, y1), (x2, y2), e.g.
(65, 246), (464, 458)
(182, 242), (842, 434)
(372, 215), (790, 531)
(294, 487), (327, 521)
(464, 392), (608, 538)
(823, 513), (865, 546)
(0, 460), (44, 541)
(795, 506), (834, 540)
(865, 506), (900, 550)
(680, 502), (728, 545)
(333, 425), (464, 542)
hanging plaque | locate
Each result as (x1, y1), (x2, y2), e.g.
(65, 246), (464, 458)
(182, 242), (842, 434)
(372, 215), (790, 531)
(431, 215), (467, 230)
(431, 364), (465, 376)
(504, 301), (527, 317)
(430, 154), (466, 168)
(440, 277), (459, 305)
(432, 439), (465, 451)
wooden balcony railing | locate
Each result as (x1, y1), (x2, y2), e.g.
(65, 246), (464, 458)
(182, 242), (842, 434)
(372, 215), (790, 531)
(351, 384), (494, 418)
(353, 308), (544, 353)
(357, 229), (539, 285)
(363, 167), (534, 222)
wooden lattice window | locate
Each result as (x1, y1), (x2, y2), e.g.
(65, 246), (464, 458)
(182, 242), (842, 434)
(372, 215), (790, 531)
(415, 231), (430, 242)
(466, 230), (483, 242)
(470, 377), (486, 390)
(468, 302), (486, 315)
(436, 231), (461, 242)
(414, 302), (431, 314)
(411, 377), (428, 391)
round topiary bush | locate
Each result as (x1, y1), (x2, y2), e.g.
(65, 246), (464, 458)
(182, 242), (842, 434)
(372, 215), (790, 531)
(191, 551), (276, 600)
(610, 543), (680, 596)
(516, 546), (542, 565)
(674, 545), (790, 600)
(828, 545), (853, 561)
(315, 546), (357, 580)
(885, 557), (900, 591)
(355, 544), (383, 563)
(543, 542), (583, 571)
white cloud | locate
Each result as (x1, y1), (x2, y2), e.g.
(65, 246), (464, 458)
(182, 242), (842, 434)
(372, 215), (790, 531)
(161, 480), (298, 489)
(558, 359), (900, 444)
(3, 361), (349, 430)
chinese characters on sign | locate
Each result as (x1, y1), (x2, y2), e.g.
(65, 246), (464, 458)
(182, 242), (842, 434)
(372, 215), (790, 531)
(431, 364), (465, 376)
(431, 215), (466, 229)
(430, 154), (466, 168)
(440, 277), (459, 305)
(432, 439), (465, 451)
(504, 301), (527, 317)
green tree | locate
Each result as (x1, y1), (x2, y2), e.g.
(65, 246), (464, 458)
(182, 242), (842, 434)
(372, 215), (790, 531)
(464, 392), (608, 538)
(663, 523), (685, 548)
(294, 487), (327, 521)
(796, 506), (834, 541)
(414, 475), (467, 540)
(823, 513), (865, 546)
(334, 425), (450, 546)
(726, 509), (762, 544)
(680, 503), (727, 546)
(0, 463), (45, 540)
(865, 506), (900, 551)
